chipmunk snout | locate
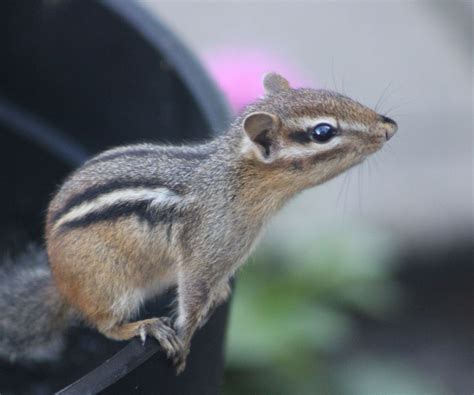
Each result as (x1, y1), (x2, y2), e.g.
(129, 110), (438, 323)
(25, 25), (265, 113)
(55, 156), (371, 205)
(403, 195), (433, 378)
(380, 115), (397, 141)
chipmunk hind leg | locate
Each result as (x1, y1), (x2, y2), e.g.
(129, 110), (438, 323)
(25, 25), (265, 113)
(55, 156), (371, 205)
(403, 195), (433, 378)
(98, 317), (183, 358)
(89, 278), (183, 359)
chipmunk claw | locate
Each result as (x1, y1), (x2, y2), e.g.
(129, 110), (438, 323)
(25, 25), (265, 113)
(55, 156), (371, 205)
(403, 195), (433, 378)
(173, 348), (189, 375)
(143, 318), (183, 359)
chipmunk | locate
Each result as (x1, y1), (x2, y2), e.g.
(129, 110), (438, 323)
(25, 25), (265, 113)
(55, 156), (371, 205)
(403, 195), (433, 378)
(0, 73), (397, 374)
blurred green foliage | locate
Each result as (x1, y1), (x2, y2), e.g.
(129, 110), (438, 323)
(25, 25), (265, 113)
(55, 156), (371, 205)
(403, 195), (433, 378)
(223, 227), (443, 395)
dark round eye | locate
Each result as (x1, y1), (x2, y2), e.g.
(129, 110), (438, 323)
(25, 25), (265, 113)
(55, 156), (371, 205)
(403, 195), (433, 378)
(311, 123), (337, 143)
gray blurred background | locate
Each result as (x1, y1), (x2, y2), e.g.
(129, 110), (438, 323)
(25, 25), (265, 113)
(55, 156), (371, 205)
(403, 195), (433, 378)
(142, 1), (472, 394)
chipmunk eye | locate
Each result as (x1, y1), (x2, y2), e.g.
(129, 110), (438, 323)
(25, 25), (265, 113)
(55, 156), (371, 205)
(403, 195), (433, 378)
(311, 123), (337, 143)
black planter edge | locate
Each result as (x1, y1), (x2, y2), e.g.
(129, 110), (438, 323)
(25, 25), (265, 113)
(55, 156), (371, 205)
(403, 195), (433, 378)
(0, 95), (89, 167)
(102, 0), (232, 135)
(56, 338), (161, 395)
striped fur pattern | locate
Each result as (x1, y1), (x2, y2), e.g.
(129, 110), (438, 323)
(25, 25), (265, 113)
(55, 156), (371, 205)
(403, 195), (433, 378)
(1, 73), (396, 372)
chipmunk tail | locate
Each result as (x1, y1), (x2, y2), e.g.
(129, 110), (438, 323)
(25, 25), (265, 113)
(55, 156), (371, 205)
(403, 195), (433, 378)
(0, 245), (75, 363)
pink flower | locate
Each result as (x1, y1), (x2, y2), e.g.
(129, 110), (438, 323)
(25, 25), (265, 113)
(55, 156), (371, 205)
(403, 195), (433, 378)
(204, 49), (314, 113)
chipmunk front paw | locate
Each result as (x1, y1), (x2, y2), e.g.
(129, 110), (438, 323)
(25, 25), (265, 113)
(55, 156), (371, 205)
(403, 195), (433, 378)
(141, 317), (183, 359)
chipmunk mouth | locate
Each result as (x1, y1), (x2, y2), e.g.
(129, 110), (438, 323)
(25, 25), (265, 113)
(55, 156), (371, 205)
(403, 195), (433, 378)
(385, 129), (396, 141)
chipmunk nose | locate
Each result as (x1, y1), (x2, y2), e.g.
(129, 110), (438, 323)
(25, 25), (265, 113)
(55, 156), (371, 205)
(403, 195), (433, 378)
(380, 115), (397, 140)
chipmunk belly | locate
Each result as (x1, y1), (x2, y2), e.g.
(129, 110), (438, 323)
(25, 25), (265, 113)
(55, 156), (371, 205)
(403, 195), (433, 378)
(48, 216), (178, 325)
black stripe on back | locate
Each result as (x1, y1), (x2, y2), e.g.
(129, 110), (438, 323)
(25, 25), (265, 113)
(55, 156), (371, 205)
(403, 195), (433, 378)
(84, 146), (216, 167)
(59, 200), (183, 231)
(51, 179), (171, 223)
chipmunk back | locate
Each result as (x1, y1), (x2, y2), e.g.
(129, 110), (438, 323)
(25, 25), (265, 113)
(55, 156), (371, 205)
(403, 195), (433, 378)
(0, 73), (397, 373)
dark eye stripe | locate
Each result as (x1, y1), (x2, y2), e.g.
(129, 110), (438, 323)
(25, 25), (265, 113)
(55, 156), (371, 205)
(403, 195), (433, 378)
(288, 131), (312, 144)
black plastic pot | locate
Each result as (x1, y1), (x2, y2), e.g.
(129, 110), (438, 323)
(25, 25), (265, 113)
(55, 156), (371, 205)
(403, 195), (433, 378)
(0, 1), (231, 394)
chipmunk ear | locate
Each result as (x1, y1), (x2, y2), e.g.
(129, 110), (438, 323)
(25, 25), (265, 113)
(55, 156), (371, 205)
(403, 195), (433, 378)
(243, 111), (280, 160)
(263, 72), (290, 95)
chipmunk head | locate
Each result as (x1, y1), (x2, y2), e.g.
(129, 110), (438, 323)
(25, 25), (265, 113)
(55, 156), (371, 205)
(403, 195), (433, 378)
(239, 72), (397, 190)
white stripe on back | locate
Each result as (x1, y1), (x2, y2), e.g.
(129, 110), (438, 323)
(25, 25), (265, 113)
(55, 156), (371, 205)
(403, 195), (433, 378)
(54, 187), (180, 230)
